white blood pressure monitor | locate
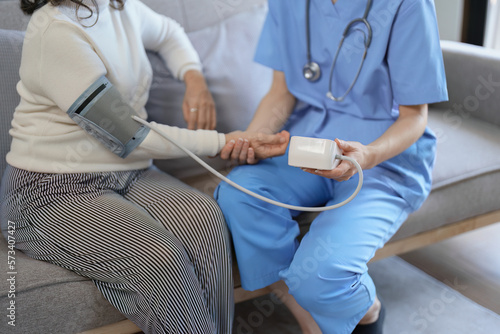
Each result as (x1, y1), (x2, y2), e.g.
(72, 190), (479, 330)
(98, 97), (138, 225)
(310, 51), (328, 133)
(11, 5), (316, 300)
(288, 136), (341, 170)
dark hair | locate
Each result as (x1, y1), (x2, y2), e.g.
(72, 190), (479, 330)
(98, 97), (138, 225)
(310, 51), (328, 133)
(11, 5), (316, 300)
(20, 0), (125, 23)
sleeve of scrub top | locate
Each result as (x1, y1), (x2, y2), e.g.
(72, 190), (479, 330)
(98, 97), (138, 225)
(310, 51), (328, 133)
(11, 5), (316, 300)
(253, 0), (284, 71)
(387, 0), (448, 105)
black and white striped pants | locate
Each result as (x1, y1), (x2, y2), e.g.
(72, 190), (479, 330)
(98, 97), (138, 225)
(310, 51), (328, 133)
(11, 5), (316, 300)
(0, 165), (233, 333)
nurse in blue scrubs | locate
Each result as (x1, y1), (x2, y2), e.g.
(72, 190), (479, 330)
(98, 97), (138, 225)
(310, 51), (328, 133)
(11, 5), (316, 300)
(216, 0), (448, 333)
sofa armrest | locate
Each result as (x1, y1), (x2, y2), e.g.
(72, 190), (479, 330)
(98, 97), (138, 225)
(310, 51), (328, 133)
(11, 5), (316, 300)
(432, 40), (500, 127)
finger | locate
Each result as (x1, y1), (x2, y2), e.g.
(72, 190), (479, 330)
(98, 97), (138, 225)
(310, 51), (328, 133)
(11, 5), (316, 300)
(335, 138), (352, 153)
(203, 101), (215, 130)
(187, 107), (198, 130)
(247, 147), (258, 164)
(210, 105), (217, 130)
(268, 138), (291, 157)
(219, 140), (235, 160)
(231, 138), (244, 161)
(301, 165), (348, 180)
(279, 130), (291, 143)
(300, 168), (344, 180)
(327, 161), (353, 180)
(197, 104), (209, 129)
(239, 139), (250, 164)
(302, 169), (347, 181)
(182, 103), (190, 123)
(300, 168), (318, 176)
(300, 168), (332, 175)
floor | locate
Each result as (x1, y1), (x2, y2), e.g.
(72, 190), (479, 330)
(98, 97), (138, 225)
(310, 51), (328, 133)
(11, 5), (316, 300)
(400, 222), (500, 315)
(233, 222), (500, 333)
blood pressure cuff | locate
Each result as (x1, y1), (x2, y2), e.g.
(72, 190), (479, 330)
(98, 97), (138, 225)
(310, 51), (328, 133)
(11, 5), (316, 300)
(66, 76), (150, 158)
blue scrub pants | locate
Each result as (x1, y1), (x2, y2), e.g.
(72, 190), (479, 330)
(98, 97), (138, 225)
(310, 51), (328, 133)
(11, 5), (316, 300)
(215, 152), (412, 334)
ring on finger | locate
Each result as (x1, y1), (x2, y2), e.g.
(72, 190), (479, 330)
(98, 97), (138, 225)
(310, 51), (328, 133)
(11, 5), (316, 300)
(190, 108), (198, 113)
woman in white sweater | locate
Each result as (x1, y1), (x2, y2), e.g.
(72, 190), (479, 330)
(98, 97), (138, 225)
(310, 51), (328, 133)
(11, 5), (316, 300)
(0, 0), (289, 333)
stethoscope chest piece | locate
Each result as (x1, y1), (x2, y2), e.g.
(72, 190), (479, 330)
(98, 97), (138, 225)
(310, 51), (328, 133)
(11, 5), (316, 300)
(303, 61), (321, 82)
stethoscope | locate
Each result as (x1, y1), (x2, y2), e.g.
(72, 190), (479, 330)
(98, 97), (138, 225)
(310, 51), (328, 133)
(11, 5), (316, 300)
(303, 0), (373, 102)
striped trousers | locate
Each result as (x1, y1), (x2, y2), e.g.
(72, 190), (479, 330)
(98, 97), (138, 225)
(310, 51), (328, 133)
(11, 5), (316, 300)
(0, 165), (233, 334)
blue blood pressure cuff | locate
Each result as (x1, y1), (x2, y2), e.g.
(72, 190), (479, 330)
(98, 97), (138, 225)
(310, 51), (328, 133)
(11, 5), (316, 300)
(66, 76), (150, 158)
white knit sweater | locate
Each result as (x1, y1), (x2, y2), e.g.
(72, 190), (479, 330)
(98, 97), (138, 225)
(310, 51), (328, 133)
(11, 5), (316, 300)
(7, 0), (226, 173)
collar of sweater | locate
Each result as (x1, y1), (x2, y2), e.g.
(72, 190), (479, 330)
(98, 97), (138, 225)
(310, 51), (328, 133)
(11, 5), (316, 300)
(66, 0), (110, 11)
(56, 0), (111, 25)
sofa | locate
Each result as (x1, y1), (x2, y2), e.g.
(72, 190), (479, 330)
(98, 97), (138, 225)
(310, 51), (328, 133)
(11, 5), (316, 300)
(1, 0), (500, 333)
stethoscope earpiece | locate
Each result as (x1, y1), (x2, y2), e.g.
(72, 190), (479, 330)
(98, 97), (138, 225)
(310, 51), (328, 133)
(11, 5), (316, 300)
(303, 62), (321, 82)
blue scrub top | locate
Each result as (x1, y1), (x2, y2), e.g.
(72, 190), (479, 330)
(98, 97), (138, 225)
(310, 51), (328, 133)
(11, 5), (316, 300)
(254, 0), (448, 210)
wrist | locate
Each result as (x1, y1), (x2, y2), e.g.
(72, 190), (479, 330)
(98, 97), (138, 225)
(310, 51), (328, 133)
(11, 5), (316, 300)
(184, 70), (207, 88)
(225, 131), (243, 143)
(218, 133), (226, 152)
(246, 124), (274, 134)
(365, 144), (381, 169)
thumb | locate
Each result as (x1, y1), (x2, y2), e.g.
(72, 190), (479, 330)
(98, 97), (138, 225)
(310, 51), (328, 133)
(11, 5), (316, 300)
(334, 138), (353, 152)
(259, 132), (286, 144)
(278, 130), (291, 144)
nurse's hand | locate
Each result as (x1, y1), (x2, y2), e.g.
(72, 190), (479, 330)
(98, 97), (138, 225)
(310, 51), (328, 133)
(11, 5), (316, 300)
(221, 130), (290, 164)
(302, 139), (371, 181)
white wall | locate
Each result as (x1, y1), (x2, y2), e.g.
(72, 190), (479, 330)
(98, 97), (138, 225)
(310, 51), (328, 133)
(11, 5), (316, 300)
(484, 0), (500, 49)
(434, 0), (464, 41)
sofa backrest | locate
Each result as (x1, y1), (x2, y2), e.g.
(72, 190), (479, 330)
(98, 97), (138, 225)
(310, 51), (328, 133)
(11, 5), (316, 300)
(0, 29), (24, 179)
(0, 0), (267, 31)
(141, 0), (266, 33)
(0, 0), (30, 30)
(434, 40), (500, 127)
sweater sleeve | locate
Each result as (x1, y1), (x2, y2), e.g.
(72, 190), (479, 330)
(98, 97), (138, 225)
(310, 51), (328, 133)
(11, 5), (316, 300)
(131, 0), (202, 80)
(39, 21), (223, 160)
(132, 122), (226, 159)
(39, 21), (108, 112)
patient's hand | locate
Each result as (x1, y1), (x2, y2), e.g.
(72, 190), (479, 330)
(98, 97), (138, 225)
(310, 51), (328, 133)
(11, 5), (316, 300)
(221, 130), (290, 164)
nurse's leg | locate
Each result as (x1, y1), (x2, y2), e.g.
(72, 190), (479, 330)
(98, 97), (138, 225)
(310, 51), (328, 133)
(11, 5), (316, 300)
(280, 172), (412, 334)
(214, 153), (332, 291)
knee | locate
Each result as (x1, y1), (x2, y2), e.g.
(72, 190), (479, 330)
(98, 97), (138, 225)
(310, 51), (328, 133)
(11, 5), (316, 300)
(192, 193), (226, 229)
(214, 175), (263, 226)
(214, 174), (254, 210)
(173, 190), (227, 236)
(281, 261), (370, 318)
(214, 180), (236, 207)
(141, 238), (189, 272)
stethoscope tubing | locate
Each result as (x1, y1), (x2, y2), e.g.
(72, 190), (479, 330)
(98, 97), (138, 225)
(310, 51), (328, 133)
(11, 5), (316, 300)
(304, 0), (373, 101)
